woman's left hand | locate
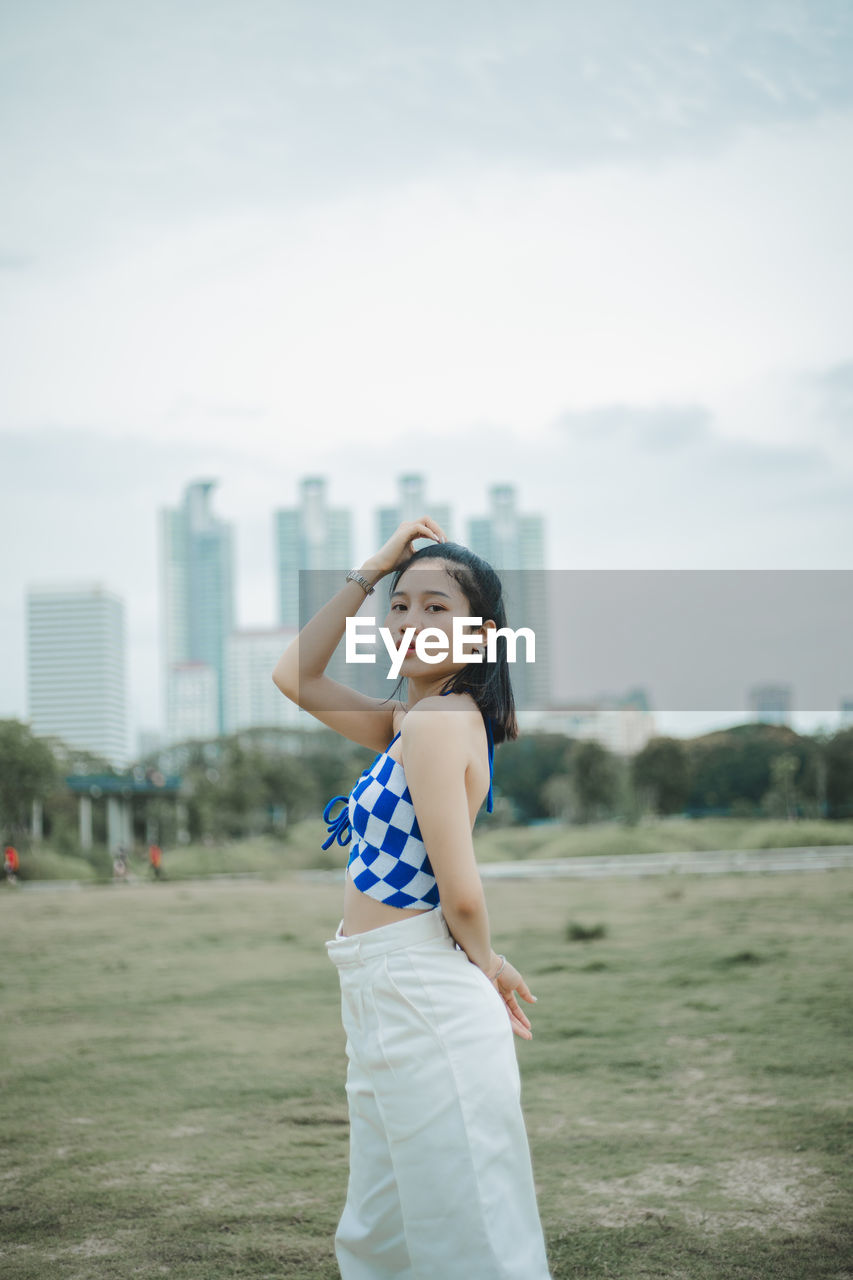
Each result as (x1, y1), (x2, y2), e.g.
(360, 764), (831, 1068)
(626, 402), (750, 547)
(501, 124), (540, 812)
(491, 959), (536, 1040)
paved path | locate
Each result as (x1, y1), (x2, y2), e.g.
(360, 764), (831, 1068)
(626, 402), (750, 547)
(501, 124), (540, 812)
(298, 845), (853, 885)
(477, 845), (853, 880)
(12, 847), (853, 893)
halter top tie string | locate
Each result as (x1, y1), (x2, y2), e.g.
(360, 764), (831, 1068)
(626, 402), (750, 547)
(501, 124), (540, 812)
(321, 690), (496, 886)
(321, 795), (353, 850)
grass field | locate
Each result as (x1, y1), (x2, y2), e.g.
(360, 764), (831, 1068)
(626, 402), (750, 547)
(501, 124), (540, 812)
(17, 816), (853, 884)
(2, 869), (852, 1279)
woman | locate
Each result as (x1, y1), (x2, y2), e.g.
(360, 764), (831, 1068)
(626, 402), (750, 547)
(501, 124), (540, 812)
(273, 516), (551, 1280)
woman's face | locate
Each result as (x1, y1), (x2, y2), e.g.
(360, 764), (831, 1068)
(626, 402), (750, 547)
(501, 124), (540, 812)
(385, 560), (494, 677)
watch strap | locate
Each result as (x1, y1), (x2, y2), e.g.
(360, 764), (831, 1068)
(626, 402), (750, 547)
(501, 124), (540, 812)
(345, 569), (376, 596)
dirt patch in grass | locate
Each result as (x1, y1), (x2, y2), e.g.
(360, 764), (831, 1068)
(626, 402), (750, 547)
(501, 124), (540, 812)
(576, 1154), (833, 1236)
(702, 1154), (834, 1235)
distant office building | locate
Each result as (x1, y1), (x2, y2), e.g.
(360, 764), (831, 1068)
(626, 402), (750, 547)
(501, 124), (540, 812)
(275, 477), (351, 628)
(377, 473), (454, 550)
(748, 683), (792, 726)
(468, 485), (550, 712)
(274, 478), (353, 700)
(226, 627), (314, 732)
(468, 484), (544, 571)
(525, 690), (656, 756)
(346, 473), (456, 700)
(136, 728), (164, 760)
(27, 583), (127, 766)
(160, 480), (235, 739)
(840, 697), (853, 728)
(167, 662), (219, 742)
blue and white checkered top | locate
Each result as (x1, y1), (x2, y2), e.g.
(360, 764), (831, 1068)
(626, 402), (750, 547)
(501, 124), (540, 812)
(321, 695), (495, 911)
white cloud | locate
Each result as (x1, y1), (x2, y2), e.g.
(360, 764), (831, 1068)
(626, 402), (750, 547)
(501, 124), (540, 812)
(2, 110), (852, 459)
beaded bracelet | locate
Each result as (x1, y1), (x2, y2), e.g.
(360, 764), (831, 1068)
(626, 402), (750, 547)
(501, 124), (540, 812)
(489, 954), (507, 981)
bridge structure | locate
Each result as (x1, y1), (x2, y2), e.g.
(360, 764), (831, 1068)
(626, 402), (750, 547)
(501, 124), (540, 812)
(65, 770), (184, 853)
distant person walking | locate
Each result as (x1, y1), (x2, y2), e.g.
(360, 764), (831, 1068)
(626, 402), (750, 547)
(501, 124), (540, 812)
(273, 518), (552, 1279)
(4, 845), (20, 884)
(148, 843), (163, 880)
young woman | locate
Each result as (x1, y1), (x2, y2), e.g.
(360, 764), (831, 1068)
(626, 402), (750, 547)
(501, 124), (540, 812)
(273, 516), (552, 1280)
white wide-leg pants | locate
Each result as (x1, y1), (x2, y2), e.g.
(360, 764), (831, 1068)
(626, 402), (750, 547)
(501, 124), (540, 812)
(325, 907), (552, 1280)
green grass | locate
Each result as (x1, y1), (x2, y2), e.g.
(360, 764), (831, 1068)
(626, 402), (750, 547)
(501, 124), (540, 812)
(472, 816), (853, 863)
(2, 870), (851, 1278)
(15, 816), (853, 883)
(7, 845), (101, 883)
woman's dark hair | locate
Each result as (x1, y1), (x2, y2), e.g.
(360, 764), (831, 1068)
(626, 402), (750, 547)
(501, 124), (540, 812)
(380, 542), (519, 743)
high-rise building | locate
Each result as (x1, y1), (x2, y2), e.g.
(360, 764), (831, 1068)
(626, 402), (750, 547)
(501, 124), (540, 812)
(226, 627), (313, 732)
(26, 583), (127, 765)
(160, 480), (235, 740)
(274, 477), (353, 697)
(136, 728), (164, 760)
(527, 690), (656, 755)
(168, 662), (219, 742)
(275, 477), (351, 628)
(468, 484), (544, 572)
(468, 485), (550, 716)
(748, 683), (792, 726)
(377, 474), (453, 549)
(353, 473), (456, 700)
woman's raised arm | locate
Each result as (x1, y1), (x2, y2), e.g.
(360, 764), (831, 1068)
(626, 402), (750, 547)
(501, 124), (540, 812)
(271, 517), (446, 753)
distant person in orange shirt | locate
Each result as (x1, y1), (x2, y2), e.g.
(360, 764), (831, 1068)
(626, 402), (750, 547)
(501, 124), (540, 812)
(4, 845), (20, 883)
(148, 843), (163, 880)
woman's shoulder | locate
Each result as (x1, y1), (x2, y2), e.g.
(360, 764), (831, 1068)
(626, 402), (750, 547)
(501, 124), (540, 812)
(400, 691), (483, 743)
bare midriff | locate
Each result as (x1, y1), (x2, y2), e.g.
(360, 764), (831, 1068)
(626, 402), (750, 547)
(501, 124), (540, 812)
(341, 873), (433, 936)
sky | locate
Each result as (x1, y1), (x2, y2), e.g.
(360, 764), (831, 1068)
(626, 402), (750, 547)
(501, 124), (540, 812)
(2, 0), (852, 749)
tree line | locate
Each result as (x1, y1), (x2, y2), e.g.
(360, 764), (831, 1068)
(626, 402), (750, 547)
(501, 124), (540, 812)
(1, 717), (852, 856)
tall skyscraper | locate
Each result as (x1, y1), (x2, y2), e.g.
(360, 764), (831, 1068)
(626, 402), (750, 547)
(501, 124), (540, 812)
(26, 583), (128, 765)
(468, 484), (544, 571)
(377, 473), (453, 549)
(273, 477), (353, 696)
(468, 485), (550, 717)
(346, 473), (457, 699)
(160, 480), (235, 740)
(275, 477), (351, 628)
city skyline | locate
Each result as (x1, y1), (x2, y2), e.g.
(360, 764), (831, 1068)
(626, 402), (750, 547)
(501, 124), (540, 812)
(15, 473), (852, 758)
(17, 474), (561, 750)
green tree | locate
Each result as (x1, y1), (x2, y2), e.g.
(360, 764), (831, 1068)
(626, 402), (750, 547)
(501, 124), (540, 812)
(568, 740), (619, 824)
(825, 727), (853, 818)
(176, 727), (350, 842)
(541, 773), (573, 821)
(684, 723), (811, 814)
(762, 752), (800, 820)
(793, 733), (829, 818)
(631, 736), (690, 815)
(0, 719), (59, 839)
(492, 733), (573, 823)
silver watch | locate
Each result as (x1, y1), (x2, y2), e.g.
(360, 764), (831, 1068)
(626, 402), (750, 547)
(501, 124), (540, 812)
(345, 568), (376, 596)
